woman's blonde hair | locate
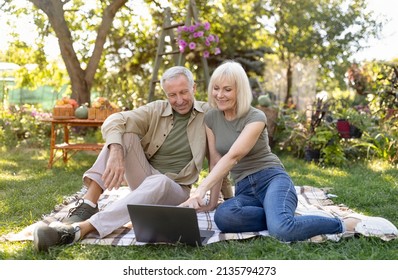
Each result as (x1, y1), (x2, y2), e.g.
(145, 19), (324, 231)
(208, 60), (252, 118)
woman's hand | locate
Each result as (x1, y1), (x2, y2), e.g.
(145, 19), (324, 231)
(196, 201), (219, 213)
(179, 195), (205, 210)
(179, 195), (220, 212)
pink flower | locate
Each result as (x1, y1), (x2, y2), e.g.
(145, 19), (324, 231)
(178, 40), (187, 48)
(193, 31), (204, 38)
(189, 42), (196, 50)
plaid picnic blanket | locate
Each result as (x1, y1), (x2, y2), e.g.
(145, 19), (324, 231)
(2, 185), (397, 245)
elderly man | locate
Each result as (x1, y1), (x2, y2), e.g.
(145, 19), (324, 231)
(33, 66), (230, 252)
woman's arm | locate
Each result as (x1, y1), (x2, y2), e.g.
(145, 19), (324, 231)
(180, 120), (265, 209)
(196, 126), (223, 212)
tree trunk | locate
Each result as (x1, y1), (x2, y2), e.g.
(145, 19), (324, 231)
(28, 0), (127, 105)
(284, 58), (293, 105)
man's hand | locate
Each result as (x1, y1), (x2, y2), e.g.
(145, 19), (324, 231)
(102, 144), (125, 191)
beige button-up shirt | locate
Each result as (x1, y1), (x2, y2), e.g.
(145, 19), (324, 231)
(101, 100), (209, 186)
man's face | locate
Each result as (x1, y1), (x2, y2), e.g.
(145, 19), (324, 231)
(163, 75), (196, 115)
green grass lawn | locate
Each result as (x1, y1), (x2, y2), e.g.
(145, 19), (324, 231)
(0, 147), (397, 260)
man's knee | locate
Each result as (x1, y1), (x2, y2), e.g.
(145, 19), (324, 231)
(143, 174), (172, 190)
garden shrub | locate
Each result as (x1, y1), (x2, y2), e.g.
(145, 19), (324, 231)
(0, 104), (51, 148)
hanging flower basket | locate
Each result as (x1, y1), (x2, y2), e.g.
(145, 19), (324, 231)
(177, 22), (221, 58)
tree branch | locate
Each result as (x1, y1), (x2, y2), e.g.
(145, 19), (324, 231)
(85, 0), (127, 88)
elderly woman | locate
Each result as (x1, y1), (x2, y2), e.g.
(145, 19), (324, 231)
(180, 60), (357, 241)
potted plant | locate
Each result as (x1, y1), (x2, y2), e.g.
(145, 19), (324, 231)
(303, 98), (346, 165)
(302, 98), (330, 162)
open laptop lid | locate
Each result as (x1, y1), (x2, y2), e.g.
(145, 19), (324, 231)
(127, 204), (214, 246)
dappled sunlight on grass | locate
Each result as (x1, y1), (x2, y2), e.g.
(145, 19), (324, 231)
(0, 159), (18, 167)
(28, 149), (48, 161)
(0, 174), (27, 181)
(382, 174), (398, 189)
(282, 157), (351, 189)
(367, 159), (395, 172)
(0, 242), (28, 255)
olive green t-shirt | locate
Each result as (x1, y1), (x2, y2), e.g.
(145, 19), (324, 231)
(205, 107), (283, 183)
(149, 111), (193, 174)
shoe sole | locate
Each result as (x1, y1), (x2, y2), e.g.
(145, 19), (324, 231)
(33, 225), (49, 252)
(33, 224), (59, 252)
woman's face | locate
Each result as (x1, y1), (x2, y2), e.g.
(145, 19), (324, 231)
(211, 78), (237, 117)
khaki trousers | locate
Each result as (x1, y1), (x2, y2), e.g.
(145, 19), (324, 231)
(84, 133), (191, 238)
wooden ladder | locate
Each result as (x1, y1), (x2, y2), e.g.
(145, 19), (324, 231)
(147, 0), (210, 102)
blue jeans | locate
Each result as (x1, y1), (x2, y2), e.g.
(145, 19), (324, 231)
(214, 167), (343, 242)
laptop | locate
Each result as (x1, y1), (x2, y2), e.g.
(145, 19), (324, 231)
(127, 204), (214, 246)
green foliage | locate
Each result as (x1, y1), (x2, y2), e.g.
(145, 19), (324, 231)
(268, 0), (382, 94)
(351, 118), (398, 164)
(321, 137), (347, 167)
(0, 40), (69, 93)
(0, 0), (384, 108)
(0, 104), (51, 148)
(275, 108), (309, 158)
(276, 92), (398, 167)
(95, 2), (158, 107)
(372, 63), (398, 111)
(306, 118), (347, 167)
(347, 62), (398, 115)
